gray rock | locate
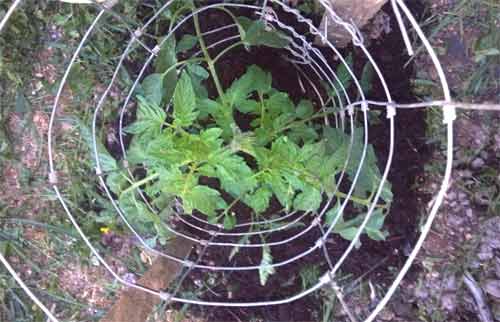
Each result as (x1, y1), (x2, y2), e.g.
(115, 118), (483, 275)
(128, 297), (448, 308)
(471, 158), (486, 169)
(484, 280), (500, 300)
(495, 258), (500, 279)
(441, 292), (458, 312)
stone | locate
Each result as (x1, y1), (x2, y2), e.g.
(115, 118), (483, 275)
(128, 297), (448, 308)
(484, 280), (500, 300)
(471, 158), (485, 169)
(315, 0), (387, 47)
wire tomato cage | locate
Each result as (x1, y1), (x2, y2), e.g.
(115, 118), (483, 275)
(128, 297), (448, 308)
(0, 0), (469, 321)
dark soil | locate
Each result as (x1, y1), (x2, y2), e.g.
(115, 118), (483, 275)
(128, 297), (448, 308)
(117, 2), (431, 321)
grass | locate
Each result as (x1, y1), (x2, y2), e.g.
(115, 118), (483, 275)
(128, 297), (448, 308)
(412, 1), (500, 321)
(0, 1), (149, 320)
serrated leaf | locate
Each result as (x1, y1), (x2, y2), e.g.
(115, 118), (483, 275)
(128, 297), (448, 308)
(293, 186), (322, 211)
(236, 99), (259, 113)
(125, 96), (166, 139)
(176, 34), (198, 53)
(106, 171), (128, 195)
(118, 194), (158, 235)
(268, 173), (293, 210)
(173, 71), (198, 128)
(288, 124), (319, 144)
(330, 209), (387, 242)
(266, 92), (295, 115)
(197, 98), (220, 119)
(296, 100), (314, 119)
(244, 187), (272, 214)
(155, 36), (177, 103)
(182, 185), (227, 217)
(211, 152), (257, 197)
(225, 65), (271, 107)
(155, 36), (176, 74)
(243, 20), (290, 49)
(259, 245), (275, 286)
(272, 113), (296, 132)
(142, 73), (164, 107)
(187, 64), (209, 80)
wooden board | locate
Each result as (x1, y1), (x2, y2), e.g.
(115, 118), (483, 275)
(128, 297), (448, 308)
(100, 238), (194, 322)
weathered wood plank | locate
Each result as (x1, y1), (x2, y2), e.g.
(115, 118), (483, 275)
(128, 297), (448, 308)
(100, 238), (194, 322)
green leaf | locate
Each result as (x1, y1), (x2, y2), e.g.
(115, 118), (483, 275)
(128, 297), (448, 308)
(360, 63), (374, 95)
(236, 99), (259, 113)
(337, 227), (359, 241)
(223, 213), (236, 230)
(296, 100), (314, 119)
(270, 136), (299, 163)
(142, 73), (164, 107)
(268, 173), (293, 210)
(74, 118), (118, 172)
(157, 168), (195, 196)
(125, 96), (166, 139)
(15, 89), (30, 113)
(225, 65), (271, 106)
(182, 185), (227, 217)
(155, 36), (177, 74)
(155, 36), (177, 102)
(293, 186), (322, 211)
(272, 113), (296, 132)
(244, 187), (272, 214)
(211, 152), (258, 197)
(243, 20), (290, 49)
(106, 171), (128, 195)
(266, 91), (295, 115)
(198, 98), (220, 119)
(176, 34), (198, 53)
(288, 124), (319, 144)
(173, 71), (198, 128)
(118, 194), (158, 235)
(329, 208), (387, 242)
(125, 138), (147, 165)
(187, 64), (209, 80)
(325, 202), (342, 227)
(336, 54), (353, 90)
(259, 245), (275, 286)
(236, 16), (253, 38)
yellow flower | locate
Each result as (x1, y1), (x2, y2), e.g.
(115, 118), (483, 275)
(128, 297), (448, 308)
(100, 227), (111, 234)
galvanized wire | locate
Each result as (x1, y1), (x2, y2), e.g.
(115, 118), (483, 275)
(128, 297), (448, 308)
(0, 0), (460, 320)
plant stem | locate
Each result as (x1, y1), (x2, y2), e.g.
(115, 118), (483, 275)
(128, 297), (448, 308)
(334, 190), (387, 209)
(161, 57), (206, 78)
(213, 41), (244, 63)
(193, 13), (226, 103)
(278, 110), (337, 134)
(121, 173), (160, 197)
(223, 197), (242, 216)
